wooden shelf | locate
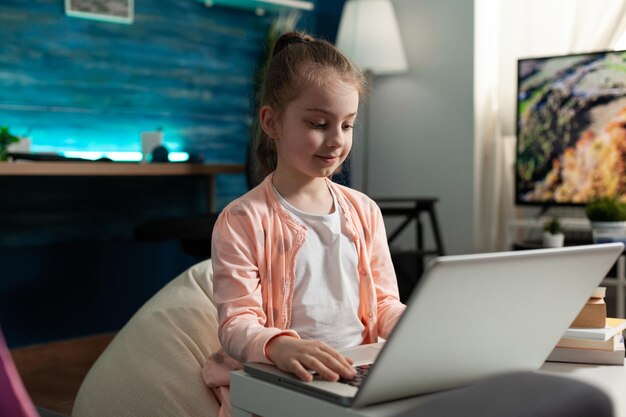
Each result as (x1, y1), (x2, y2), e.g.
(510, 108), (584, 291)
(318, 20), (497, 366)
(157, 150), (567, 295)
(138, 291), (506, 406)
(0, 162), (245, 176)
(0, 161), (245, 212)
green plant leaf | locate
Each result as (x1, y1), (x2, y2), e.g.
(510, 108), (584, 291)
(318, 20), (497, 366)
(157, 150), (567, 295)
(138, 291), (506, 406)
(585, 196), (626, 222)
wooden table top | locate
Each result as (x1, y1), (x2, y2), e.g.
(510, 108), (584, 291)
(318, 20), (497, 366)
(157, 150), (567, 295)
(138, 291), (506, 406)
(0, 161), (245, 176)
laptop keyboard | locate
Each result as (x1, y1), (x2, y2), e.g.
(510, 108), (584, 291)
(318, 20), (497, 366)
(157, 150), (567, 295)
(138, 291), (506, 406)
(339, 365), (371, 387)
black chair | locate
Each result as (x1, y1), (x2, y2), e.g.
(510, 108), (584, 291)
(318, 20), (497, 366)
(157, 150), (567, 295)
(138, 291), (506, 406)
(375, 197), (445, 302)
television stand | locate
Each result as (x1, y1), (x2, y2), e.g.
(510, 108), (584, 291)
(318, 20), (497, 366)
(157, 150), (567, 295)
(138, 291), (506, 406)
(507, 217), (591, 257)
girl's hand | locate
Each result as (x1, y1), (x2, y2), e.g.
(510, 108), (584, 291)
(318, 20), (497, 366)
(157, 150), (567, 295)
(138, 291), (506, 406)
(265, 336), (356, 382)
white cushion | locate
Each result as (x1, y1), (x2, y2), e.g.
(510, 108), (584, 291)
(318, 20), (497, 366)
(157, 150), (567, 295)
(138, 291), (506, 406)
(72, 259), (220, 417)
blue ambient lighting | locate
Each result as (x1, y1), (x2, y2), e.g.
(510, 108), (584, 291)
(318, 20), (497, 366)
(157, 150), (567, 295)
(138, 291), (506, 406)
(61, 151), (190, 162)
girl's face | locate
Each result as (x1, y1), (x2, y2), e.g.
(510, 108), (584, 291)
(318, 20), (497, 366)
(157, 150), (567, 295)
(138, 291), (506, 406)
(266, 78), (359, 182)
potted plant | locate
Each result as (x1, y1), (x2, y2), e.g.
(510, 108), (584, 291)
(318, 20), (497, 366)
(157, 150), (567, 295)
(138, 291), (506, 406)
(542, 216), (565, 247)
(0, 126), (20, 161)
(584, 196), (626, 243)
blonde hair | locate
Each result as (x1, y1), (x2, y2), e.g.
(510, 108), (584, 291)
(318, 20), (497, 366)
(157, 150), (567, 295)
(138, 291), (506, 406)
(252, 32), (367, 179)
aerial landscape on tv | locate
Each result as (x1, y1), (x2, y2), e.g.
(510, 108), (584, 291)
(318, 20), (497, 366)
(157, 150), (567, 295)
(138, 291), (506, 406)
(516, 50), (626, 205)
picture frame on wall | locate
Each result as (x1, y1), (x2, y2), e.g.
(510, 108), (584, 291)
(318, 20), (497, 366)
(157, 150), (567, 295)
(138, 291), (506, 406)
(65, 0), (134, 24)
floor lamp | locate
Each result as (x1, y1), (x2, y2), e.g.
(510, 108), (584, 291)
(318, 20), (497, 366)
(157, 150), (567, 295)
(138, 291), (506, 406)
(336, 0), (408, 194)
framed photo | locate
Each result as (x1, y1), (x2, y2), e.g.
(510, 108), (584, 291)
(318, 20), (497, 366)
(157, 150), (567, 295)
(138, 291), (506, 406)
(65, 0), (134, 24)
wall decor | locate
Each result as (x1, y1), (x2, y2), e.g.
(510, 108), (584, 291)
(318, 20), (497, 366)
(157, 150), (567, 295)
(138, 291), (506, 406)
(65, 0), (134, 24)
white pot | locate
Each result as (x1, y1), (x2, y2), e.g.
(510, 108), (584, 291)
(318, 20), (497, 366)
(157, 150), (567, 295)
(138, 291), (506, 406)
(590, 221), (626, 244)
(543, 232), (564, 248)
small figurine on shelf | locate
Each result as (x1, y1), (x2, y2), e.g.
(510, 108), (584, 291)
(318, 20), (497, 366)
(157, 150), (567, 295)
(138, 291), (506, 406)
(543, 216), (565, 248)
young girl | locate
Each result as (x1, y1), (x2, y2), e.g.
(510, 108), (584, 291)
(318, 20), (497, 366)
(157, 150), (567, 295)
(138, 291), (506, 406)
(202, 32), (406, 417)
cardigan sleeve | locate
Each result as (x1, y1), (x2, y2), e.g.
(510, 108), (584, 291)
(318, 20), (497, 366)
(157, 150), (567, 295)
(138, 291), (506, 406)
(211, 205), (298, 364)
(368, 203), (406, 339)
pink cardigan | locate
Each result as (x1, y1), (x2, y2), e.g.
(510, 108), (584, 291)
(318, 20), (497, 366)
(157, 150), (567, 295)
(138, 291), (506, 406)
(202, 175), (405, 416)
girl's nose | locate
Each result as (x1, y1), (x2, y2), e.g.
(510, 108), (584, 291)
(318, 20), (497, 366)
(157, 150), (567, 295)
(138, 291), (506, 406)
(327, 126), (345, 148)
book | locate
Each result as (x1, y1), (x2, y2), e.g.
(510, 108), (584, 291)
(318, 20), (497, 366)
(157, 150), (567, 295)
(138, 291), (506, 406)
(591, 286), (607, 299)
(563, 318), (626, 341)
(556, 333), (622, 351)
(547, 338), (625, 365)
(570, 297), (607, 328)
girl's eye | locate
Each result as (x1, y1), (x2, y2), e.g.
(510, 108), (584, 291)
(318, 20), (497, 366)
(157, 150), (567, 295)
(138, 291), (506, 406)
(310, 122), (326, 129)
(342, 124), (354, 131)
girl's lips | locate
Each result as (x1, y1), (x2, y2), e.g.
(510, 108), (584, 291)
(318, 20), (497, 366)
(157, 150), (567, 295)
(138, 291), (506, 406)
(316, 155), (339, 164)
(317, 154), (339, 160)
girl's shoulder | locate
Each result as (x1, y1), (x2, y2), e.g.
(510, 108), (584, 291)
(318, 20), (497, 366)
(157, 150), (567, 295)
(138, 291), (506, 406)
(221, 175), (303, 225)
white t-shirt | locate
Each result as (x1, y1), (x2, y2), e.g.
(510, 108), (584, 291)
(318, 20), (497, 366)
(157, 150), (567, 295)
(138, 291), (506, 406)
(272, 185), (365, 349)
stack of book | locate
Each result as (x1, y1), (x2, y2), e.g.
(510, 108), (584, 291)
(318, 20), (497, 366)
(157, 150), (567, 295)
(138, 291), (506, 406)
(570, 287), (608, 328)
(547, 287), (626, 365)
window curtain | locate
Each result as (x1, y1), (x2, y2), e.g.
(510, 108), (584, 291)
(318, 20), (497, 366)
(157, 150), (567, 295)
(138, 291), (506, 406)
(474, 0), (626, 252)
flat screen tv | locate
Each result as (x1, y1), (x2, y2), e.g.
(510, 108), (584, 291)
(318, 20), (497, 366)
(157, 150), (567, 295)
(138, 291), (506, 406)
(515, 49), (626, 206)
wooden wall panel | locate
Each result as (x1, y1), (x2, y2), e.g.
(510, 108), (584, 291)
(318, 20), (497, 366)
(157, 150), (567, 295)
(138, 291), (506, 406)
(0, 0), (276, 165)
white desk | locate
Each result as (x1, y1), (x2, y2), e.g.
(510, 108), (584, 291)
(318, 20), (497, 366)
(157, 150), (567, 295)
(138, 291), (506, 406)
(230, 370), (453, 417)
(231, 360), (626, 417)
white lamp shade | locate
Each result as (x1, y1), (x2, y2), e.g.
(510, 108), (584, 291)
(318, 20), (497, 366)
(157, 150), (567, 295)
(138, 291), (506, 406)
(336, 0), (408, 75)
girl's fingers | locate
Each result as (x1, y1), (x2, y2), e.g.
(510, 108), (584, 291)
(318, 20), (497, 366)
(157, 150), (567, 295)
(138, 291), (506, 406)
(317, 346), (356, 379)
(270, 338), (356, 382)
(306, 348), (356, 380)
(289, 360), (314, 382)
(301, 355), (339, 381)
(331, 357), (356, 380)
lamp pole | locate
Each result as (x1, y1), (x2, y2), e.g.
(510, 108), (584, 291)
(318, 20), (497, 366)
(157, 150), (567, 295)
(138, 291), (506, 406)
(362, 70), (373, 194)
(335, 0), (408, 194)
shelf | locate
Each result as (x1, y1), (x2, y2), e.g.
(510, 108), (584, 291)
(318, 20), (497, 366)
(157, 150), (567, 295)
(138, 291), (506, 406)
(201, 0), (314, 15)
(0, 162), (245, 212)
(0, 161), (245, 176)
(508, 217), (591, 232)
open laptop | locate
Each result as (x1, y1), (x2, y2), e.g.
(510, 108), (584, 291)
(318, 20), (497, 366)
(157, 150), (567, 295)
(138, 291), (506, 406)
(244, 243), (624, 407)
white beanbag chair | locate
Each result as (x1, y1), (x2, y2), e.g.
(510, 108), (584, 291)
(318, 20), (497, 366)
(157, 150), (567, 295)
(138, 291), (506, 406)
(72, 259), (220, 417)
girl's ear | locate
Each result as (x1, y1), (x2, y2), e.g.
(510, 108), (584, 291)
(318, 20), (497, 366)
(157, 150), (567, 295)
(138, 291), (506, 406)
(259, 105), (277, 139)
